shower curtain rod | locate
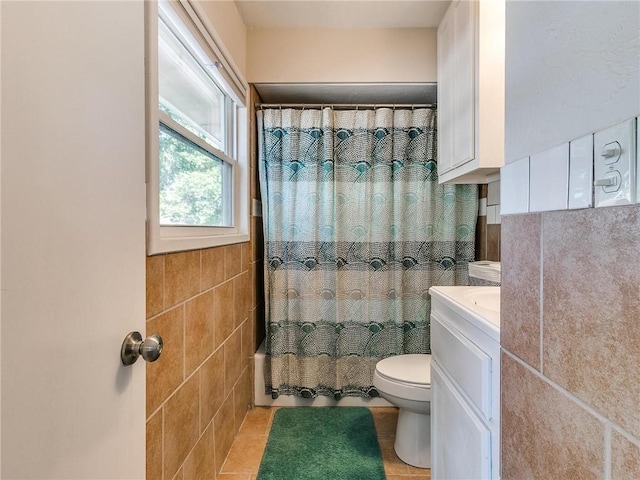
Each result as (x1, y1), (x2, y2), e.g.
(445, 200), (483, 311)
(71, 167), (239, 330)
(255, 103), (435, 110)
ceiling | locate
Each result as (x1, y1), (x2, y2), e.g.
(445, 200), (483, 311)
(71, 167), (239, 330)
(235, 1), (450, 29)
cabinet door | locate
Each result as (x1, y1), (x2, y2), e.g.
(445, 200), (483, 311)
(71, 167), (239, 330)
(437, 6), (454, 175)
(432, 362), (491, 480)
(452, 0), (475, 168)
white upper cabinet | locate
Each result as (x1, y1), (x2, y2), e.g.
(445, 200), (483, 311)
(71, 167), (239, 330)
(437, 0), (505, 184)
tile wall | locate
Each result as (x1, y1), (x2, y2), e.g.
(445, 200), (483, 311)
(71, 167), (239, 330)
(501, 1), (640, 475)
(501, 205), (640, 479)
(145, 245), (253, 480)
(476, 180), (501, 261)
(145, 86), (265, 480)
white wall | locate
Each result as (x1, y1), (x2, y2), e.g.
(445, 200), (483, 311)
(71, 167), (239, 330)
(247, 28), (437, 83)
(505, 1), (640, 163)
(196, 0), (248, 78)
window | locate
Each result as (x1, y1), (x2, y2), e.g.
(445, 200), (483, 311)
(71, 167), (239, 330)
(147, 0), (249, 254)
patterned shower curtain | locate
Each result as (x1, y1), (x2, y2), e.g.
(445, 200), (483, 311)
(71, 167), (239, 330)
(257, 107), (478, 399)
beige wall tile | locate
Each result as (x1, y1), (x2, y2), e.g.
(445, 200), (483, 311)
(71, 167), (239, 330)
(501, 353), (604, 480)
(486, 224), (501, 262)
(185, 291), (215, 375)
(165, 250), (200, 307)
(234, 272), (250, 329)
(542, 206), (640, 437)
(251, 217), (264, 263)
(612, 430), (640, 480)
(251, 165), (260, 202)
(252, 261), (264, 310)
(241, 319), (254, 373)
(183, 424), (216, 480)
(248, 264), (255, 310)
(214, 394), (236, 474)
(225, 244), (243, 280)
(201, 247), (225, 291)
(214, 280), (235, 347)
(234, 368), (251, 433)
(475, 215), (487, 261)
(200, 346), (225, 432)
(147, 306), (184, 416)
(225, 329), (243, 398)
(501, 214), (541, 369)
(146, 254), (164, 318)
(146, 410), (163, 480)
(164, 375), (200, 480)
(241, 242), (250, 273)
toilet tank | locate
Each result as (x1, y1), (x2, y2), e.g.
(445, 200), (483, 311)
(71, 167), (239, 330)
(468, 261), (501, 286)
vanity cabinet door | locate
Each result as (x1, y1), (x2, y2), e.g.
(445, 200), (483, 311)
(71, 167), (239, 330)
(436, 0), (505, 184)
(436, 4), (454, 175)
(437, 0), (475, 177)
(431, 362), (492, 480)
(451, 0), (475, 168)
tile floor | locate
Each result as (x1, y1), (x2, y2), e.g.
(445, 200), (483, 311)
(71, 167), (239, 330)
(218, 406), (431, 480)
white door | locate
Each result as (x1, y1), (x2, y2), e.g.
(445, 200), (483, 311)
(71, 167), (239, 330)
(1, 1), (146, 478)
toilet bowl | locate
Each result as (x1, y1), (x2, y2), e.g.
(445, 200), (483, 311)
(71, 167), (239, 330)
(373, 354), (431, 468)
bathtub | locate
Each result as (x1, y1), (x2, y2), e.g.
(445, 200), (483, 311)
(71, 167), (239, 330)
(254, 340), (392, 407)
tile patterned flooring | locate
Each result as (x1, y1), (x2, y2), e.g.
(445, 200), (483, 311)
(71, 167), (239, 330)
(219, 407), (431, 480)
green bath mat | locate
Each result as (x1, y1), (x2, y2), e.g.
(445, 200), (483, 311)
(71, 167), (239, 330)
(257, 407), (385, 480)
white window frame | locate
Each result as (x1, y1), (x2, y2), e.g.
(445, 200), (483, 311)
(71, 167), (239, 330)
(146, 0), (249, 255)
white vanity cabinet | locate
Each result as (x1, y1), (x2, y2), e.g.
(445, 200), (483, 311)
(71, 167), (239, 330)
(436, 0), (505, 184)
(429, 286), (500, 480)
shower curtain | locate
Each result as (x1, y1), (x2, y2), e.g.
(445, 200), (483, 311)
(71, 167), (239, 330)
(257, 107), (478, 399)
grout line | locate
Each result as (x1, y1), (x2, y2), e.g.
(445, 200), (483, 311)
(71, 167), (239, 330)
(611, 423), (640, 448)
(503, 349), (640, 442)
(175, 412), (216, 479)
(147, 341), (223, 420)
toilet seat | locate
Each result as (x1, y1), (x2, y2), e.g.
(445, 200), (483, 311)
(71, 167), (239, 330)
(376, 354), (431, 385)
(373, 354), (431, 402)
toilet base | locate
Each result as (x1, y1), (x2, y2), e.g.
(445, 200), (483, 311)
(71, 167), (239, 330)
(394, 408), (431, 468)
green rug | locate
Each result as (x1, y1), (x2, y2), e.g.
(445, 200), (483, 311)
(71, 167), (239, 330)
(257, 407), (385, 480)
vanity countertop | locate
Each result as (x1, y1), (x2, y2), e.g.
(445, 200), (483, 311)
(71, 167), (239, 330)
(429, 286), (500, 341)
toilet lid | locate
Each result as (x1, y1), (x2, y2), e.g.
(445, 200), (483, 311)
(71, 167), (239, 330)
(376, 354), (431, 385)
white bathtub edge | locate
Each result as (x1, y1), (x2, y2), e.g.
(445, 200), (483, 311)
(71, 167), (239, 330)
(254, 340), (392, 407)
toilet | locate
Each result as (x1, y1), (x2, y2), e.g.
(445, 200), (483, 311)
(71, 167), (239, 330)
(373, 354), (431, 468)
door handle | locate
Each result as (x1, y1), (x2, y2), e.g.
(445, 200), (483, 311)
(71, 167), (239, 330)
(121, 331), (163, 366)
